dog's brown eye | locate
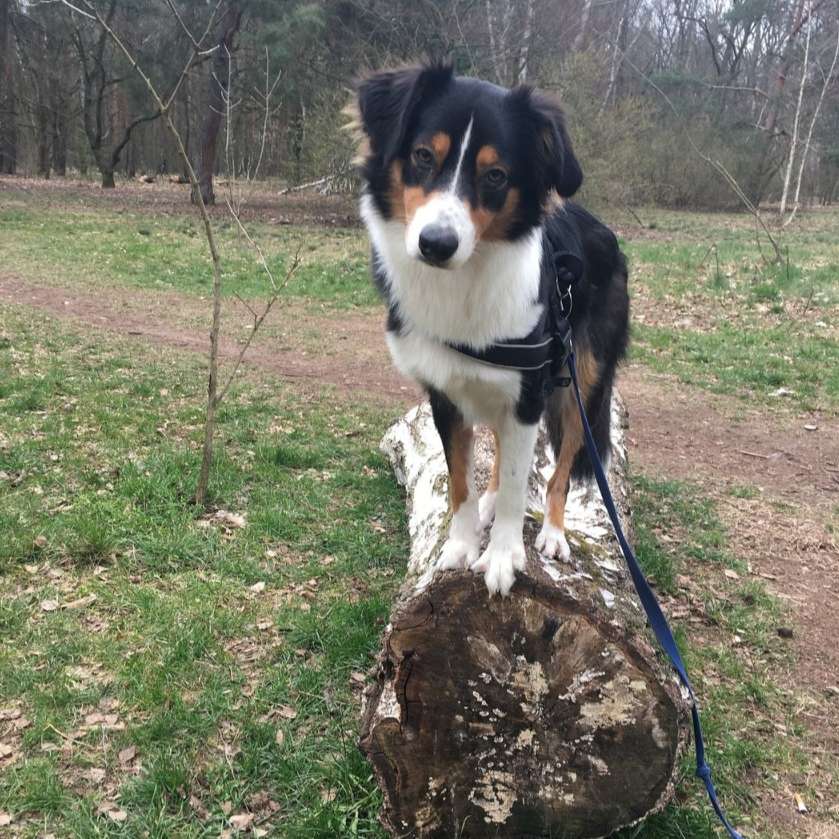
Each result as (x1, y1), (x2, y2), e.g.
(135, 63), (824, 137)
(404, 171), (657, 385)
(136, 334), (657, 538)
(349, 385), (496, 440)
(484, 168), (508, 188)
(413, 147), (435, 168)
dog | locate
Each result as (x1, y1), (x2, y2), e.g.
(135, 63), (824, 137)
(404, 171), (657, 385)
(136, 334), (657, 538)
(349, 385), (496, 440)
(354, 64), (629, 595)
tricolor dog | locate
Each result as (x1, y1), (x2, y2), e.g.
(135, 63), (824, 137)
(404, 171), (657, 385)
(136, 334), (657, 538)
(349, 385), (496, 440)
(354, 64), (629, 596)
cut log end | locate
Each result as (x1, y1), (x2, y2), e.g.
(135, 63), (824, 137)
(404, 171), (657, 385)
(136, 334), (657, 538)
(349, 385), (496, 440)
(361, 569), (684, 838)
(361, 399), (689, 838)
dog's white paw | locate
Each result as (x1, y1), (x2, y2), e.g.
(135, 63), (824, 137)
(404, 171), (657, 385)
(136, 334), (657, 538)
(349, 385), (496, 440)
(477, 490), (497, 532)
(471, 536), (526, 596)
(535, 521), (571, 562)
(437, 536), (480, 571)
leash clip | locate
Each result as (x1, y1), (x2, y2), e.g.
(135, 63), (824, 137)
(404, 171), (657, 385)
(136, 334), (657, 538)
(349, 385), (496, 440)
(555, 269), (574, 318)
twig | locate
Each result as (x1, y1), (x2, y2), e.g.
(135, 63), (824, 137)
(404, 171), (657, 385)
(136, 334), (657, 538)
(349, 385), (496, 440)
(620, 204), (647, 228)
(738, 450), (771, 460)
(277, 170), (349, 196)
(215, 250), (302, 406)
(233, 292), (259, 323)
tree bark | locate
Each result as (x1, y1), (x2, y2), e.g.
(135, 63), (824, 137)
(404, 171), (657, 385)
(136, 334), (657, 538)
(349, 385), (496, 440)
(36, 104), (51, 179)
(360, 400), (688, 838)
(196, 1), (242, 206)
(52, 106), (68, 176)
(0, 0), (16, 174)
(779, 0), (812, 218)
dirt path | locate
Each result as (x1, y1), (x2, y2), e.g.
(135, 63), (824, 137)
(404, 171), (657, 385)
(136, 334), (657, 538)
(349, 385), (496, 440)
(2, 272), (838, 831)
(0, 275), (417, 406)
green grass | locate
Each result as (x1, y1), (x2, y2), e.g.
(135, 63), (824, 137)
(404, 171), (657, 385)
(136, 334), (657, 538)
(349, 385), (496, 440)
(616, 475), (796, 839)
(0, 305), (404, 836)
(632, 322), (839, 411)
(0, 202), (375, 308)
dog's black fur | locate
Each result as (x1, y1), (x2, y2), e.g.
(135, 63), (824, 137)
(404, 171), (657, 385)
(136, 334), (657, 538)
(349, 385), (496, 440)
(356, 63), (630, 592)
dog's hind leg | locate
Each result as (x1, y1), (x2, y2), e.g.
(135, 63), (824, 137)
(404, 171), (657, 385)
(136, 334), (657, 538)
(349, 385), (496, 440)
(536, 393), (578, 562)
(538, 350), (600, 562)
(429, 389), (481, 571)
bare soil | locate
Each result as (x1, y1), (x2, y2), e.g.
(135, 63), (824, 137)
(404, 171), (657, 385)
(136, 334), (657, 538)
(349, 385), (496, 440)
(1, 223), (837, 833)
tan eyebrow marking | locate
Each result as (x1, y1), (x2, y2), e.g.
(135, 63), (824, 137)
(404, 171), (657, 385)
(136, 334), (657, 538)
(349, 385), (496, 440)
(476, 145), (501, 169)
(430, 132), (451, 164)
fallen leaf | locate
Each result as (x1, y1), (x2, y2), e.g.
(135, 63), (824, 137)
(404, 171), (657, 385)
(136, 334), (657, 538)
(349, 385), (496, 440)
(97, 801), (128, 822)
(118, 746), (137, 764)
(215, 510), (247, 529)
(63, 594), (97, 610)
(276, 704), (297, 720)
(34, 535), (47, 549)
(0, 812), (11, 827)
(795, 793), (808, 813)
(275, 729), (285, 746)
(189, 794), (210, 820)
(40, 599), (59, 612)
(248, 581), (266, 594)
(320, 787), (337, 803)
(723, 569), (740, 580)
(229, 812), (254, 831)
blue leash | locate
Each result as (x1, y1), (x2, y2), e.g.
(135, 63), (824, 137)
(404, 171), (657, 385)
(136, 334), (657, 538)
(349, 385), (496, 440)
(567, 349), (745, 839)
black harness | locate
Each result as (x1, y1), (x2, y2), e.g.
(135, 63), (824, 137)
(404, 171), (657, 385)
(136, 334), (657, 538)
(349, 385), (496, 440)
(445, 238), (583, 391)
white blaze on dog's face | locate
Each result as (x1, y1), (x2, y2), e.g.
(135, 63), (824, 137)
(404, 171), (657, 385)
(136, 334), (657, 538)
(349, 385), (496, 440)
(403, 117), (477, 268)
(355, 65), (582, 271)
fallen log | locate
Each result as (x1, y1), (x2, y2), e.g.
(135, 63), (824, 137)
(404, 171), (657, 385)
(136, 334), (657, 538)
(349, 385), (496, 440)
(360, 397), (689, 838)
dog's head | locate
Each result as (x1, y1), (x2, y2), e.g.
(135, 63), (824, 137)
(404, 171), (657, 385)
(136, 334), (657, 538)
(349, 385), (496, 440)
(354, 64), (582, 269)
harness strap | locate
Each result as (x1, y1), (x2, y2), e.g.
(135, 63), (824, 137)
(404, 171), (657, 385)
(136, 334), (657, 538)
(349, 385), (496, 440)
(567, 349), (745, 839)
(447, 335), (556, 372)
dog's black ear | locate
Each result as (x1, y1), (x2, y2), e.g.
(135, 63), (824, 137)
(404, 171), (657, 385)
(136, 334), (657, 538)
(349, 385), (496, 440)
(510, 87), (583, 198)
(357, 63), (453, 164)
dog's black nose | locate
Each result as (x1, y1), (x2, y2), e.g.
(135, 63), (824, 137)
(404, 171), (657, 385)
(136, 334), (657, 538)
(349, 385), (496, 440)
(418, 225), (459, 264)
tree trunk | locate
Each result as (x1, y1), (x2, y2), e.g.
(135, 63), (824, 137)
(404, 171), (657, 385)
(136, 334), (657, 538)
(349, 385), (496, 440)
(52, 108), (67, 177)
(36, 106), (51, 179)
(196, 2), (242, 206)
(779, 0), (812, 218)
(0, 0), (16, 174)
(360, 401), (688, 838)
(182, 80), (192, 182)
(101, 168), (116, 188)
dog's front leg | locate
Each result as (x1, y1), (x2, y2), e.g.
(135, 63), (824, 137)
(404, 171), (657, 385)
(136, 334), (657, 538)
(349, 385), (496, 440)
(471, 415), (539, 596)
(429, 390), (481, 571)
